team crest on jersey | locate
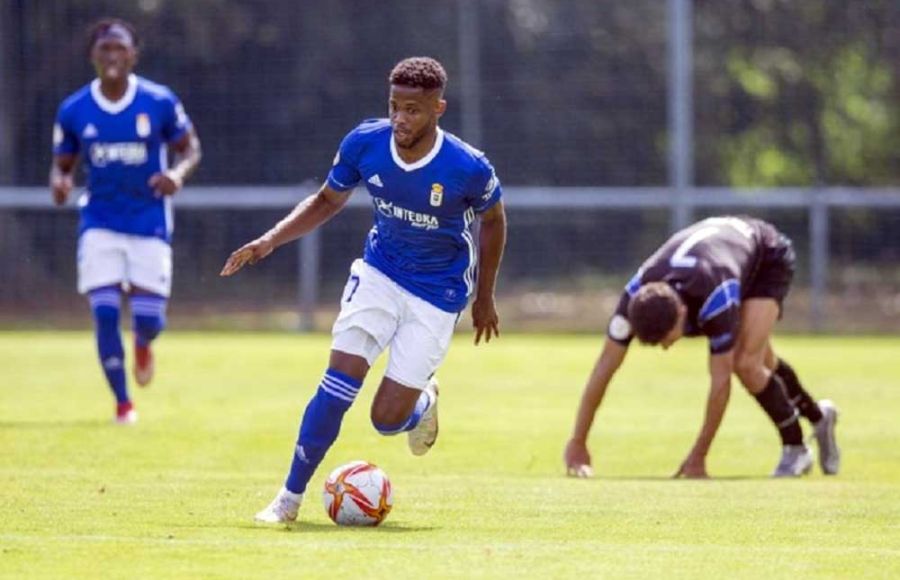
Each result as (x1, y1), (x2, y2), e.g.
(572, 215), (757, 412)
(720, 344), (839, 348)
(429, 183), (444, 207)
(136, 113), (151, 138)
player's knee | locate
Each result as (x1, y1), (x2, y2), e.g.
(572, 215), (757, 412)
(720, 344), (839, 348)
(734, 350), (763, 384)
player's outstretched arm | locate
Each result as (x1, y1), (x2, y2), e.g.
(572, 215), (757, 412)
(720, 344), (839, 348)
(472, 201), (507, 345)
(220, 184), (351, 277)
(564, 339), (628, 477)
(673, 351), (733, 479)
(49, 154), (77, 206)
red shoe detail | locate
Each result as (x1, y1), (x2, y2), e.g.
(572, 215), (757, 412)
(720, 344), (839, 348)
(116, 401), (137, 424)
(134, 341), (155, 387)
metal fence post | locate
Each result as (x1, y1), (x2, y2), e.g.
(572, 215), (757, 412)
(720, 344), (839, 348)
(668, 0), (694, 232)
(809, 190), (829, 332)
(458, 0), (483, 147)
(298, 229), (320, 331)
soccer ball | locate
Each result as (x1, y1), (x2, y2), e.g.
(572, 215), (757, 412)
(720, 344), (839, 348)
(322, 460), (393, 526)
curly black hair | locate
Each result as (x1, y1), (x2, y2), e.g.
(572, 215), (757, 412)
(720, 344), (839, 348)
(87, 18), (139, 55)
(389, 57), (447, 92)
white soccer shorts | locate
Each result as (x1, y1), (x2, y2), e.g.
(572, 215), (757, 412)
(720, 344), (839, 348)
(77, 228), (173, 297)
(331, 259), (457, 390)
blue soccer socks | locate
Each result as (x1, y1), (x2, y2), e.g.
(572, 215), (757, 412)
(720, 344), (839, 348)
(88, 286), (128, 404)
(284, 369), (362, 494)
(130, 293), (167, 347)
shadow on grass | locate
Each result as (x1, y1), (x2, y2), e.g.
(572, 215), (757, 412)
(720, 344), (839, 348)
(232, 521), (439, 534)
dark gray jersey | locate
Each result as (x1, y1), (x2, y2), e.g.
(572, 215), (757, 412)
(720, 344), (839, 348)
(608, 216), (785, 354)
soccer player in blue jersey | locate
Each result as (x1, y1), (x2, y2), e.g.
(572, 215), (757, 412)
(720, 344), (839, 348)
(564, 216), (839, 479)
(221, 57), (507, 523)
(49, 18), (202, 424)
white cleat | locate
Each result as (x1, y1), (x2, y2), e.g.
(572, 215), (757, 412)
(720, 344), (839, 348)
(254, 488), (302, 523)
(408, 377), (439, 456)
(772, 444), (814, 477)
(813, 400), (840, 475)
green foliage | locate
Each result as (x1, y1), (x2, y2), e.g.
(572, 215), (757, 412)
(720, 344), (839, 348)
(2, 332), (900, 577)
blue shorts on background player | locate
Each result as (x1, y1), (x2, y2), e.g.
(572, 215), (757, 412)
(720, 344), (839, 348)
(50, 18), (202, 424)
(221, 57), (508, 524)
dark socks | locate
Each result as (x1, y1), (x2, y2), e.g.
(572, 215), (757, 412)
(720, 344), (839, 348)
(775, 358), (823, 423)
(753, 374), (803, 445)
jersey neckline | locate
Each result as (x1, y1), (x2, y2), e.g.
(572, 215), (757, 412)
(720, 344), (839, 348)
(90, 74), (138, 115)
(390, 127), (444, 172)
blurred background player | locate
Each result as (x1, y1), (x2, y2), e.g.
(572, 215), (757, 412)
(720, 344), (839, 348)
(221, 56), (506, 523)
(564, 216), (839, 479)
(49, 18), (202, 424)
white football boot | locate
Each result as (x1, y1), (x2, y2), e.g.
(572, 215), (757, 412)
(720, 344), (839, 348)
(772, 444), (814, 477)
(813, 400), (840, 475)
(254, 487), (302, 523)
(407, 377), (439, 456)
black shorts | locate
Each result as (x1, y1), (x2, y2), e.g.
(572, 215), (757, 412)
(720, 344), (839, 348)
(745, 232), (795, 313)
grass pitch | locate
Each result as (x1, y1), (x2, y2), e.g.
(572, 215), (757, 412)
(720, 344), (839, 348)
(1, 331), (899, 578)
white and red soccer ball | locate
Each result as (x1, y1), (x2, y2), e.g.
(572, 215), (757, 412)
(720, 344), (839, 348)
(323, 460), (393, 526)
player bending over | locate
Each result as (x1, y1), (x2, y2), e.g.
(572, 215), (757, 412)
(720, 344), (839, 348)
(221, 57), (507, 522)
(564, 216), (839, 479)
(50, 18), (201, 424)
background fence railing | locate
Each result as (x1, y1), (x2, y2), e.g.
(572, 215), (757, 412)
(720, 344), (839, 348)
(3, 185), (899, 333)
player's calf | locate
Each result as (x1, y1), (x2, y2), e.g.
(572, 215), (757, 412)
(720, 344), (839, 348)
(371, 377), (439, 455)
(130, 293), (166, 387)
(88, 286), (130, 409)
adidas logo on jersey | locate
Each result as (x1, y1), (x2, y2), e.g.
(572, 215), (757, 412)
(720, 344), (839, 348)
(82, 124), (98, 138)
(367, 174), (383, 188)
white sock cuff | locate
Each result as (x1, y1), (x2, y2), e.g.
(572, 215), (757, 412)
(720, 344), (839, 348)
(280, 487), (303, 502)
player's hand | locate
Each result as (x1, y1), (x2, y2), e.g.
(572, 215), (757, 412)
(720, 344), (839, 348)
(148, 171), (183, 197)
(472, 295), (500, 345)
(673, 453), (709, 479)
(50, 173), (74, 206)
(220, 236), (275, 277)
(564, 439), (595, 478)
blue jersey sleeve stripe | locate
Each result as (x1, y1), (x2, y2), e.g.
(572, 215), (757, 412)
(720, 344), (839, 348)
(327, 173), (357, 191)
(699, 279), (741, 322)
(625, 270), (643, 297)
(709, 332), (735, 353)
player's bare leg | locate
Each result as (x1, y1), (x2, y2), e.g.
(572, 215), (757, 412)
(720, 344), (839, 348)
(734, 299), (811, 477)
(256, 350), (369, 523)
(371, 376), (439, 456)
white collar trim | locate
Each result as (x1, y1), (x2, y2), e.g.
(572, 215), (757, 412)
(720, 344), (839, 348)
(91, 74), (138, 114)
(390, 127), (444, 172)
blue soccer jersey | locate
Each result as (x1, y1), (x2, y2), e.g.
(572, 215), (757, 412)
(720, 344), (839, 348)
(53, 74), (192, 242)
(327, 119), (502, 313)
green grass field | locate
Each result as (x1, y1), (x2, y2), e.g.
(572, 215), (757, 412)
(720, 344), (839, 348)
(2, 331), (899, 578)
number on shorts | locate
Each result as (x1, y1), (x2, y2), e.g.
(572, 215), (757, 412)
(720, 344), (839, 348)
(345, 274), (361, 302)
